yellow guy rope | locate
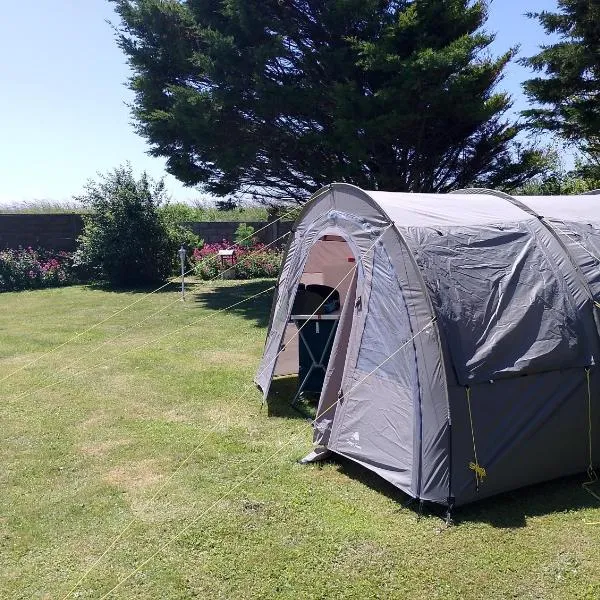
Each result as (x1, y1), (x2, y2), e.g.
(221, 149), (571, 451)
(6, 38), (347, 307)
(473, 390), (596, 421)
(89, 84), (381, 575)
(465, 386), (486, 489)
(0, 206), (299, 385)
(87, 319), (437, 600)
(59, 223), (392, 599)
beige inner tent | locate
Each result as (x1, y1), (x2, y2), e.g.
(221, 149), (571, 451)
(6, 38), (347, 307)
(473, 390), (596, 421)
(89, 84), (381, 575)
(273, 236), (355, 377)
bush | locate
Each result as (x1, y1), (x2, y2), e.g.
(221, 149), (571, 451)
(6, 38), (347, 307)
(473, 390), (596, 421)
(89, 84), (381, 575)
(75, 165), (199, 287)
(234, 250), (282, 279)
(0, 248), (76, 292)
(234, 223), (255, 248)
(158, 201), (269, 222)
(159, 202), (198, 224)
(193, 252), (222, 280)
(191, 240), (283, 280)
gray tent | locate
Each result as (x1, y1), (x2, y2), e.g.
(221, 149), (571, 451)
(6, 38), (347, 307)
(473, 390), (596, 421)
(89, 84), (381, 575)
(255, 183), (600, 508)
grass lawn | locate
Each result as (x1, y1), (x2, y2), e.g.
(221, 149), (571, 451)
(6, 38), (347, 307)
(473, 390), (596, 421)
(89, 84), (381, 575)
(1, 281), (600, 599)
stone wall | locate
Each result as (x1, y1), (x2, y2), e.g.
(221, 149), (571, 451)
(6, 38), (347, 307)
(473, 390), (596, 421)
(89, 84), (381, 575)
(0, 214), (294, 252)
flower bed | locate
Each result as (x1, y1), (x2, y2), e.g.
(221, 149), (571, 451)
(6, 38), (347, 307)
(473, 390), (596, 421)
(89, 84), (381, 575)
(0, 247), (77, 292)
(191, 240), (283, 280)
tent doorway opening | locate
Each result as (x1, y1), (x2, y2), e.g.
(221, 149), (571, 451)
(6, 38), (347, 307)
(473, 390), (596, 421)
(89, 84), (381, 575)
(272, 235), (358, 409)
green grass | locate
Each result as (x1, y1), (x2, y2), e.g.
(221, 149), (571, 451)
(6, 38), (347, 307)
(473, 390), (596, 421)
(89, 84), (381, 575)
(1, 282), (599, 599)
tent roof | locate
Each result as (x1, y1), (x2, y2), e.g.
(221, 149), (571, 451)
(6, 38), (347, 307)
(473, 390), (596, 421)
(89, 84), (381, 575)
(363, 190), (536, 227)
(348, 188), (600, 228)
(516, 195), (600, 223)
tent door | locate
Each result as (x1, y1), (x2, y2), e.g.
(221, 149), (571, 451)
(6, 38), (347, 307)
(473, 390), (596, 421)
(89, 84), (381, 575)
(313, 271), (358, 447)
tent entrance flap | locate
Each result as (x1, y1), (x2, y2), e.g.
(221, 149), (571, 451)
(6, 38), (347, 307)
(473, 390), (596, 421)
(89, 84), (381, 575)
(314, 270), (358, 447)
(326, 245), (419, 496)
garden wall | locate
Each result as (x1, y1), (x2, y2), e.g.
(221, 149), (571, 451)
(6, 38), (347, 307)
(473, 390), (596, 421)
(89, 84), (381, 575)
(0, 214), (294, 251)
(183, 220), (294, 245)
(0, 214), (84, 251)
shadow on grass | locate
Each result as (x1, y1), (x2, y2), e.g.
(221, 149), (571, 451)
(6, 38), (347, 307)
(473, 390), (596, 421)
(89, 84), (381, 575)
(454, 474), (599, 528)
(265, 379), (600, 526)
(193, 280), (276, 328)
(265, 376), (319, 420)
(327, 457), (598, 527)
(86, 280), (182, 294)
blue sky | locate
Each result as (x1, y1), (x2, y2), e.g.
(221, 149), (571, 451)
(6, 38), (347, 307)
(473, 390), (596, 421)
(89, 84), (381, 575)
(0, 0), (559, 205)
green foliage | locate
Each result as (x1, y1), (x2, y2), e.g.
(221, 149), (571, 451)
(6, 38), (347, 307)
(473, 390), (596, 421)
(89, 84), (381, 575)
(193, 252), (222, 280)
(268, 204), (302, 223)
(511, 148), (600, 195)
(522, 1), (600, 172)
(191, 241), (282, 280)
(111, 0), (547, 200)
(515, 172), (600, 196)
(159, 202), (269, 222)
(75, 164), (183, 287)
(159, 202), (199, 224)
(0, 200), (87, 214)
(215, 198), (239, 211)
(234, 223), (256, 248)
(159, 205), (204, 252)
(233, 250), (282, 279)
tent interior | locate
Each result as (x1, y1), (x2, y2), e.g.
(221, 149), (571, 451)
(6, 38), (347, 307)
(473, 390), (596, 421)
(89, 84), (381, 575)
(273, 235), (356, 379)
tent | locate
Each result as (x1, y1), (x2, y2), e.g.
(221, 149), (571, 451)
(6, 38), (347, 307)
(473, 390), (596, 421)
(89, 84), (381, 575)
(255, 183), (600, 508)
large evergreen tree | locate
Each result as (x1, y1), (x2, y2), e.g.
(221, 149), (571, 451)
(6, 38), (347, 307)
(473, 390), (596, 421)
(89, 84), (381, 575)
(112, 0), (546, 201)
(522, 0), (600, 174)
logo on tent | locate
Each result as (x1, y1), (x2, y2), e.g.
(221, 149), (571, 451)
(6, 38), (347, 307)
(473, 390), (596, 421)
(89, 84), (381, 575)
(347, 431), (361, 450)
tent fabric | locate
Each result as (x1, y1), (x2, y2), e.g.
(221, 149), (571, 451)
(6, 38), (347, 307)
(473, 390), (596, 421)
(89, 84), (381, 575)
(409, 221), (594, 384)
(256, 183), (600, 506)
(516, 195), (600, 304)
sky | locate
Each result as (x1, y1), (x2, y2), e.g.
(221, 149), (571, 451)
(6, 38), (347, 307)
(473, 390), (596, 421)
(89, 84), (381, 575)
(0, 0), (560, 206)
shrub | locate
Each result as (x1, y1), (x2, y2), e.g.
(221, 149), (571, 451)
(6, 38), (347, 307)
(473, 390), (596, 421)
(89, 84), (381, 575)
(158, 201), (269, 222)
(0, 248), (76, 292)
(193, 252), (222, 280)
(75, 164), (200, 287)
(191, 240), (283, 280)
(159, 202), (198, 224)
(234, 223), (255, 248)
(234, 250), (281, 279)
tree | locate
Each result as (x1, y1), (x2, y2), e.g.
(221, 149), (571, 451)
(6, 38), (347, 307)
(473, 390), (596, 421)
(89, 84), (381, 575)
(76, 164), (193, 286)
(511, 148), (600, 195)
(522, 1), (600, 176)
(112, 0), (547, 202)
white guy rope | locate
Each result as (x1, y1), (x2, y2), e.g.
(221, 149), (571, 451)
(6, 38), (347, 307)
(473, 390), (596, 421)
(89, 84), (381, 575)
(89, 317), (436, 600)
(59, 223), (392, 598)
(42, 230), (292, 384)
(9, 285), (277, 405)
(0, 207), (298, 385)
